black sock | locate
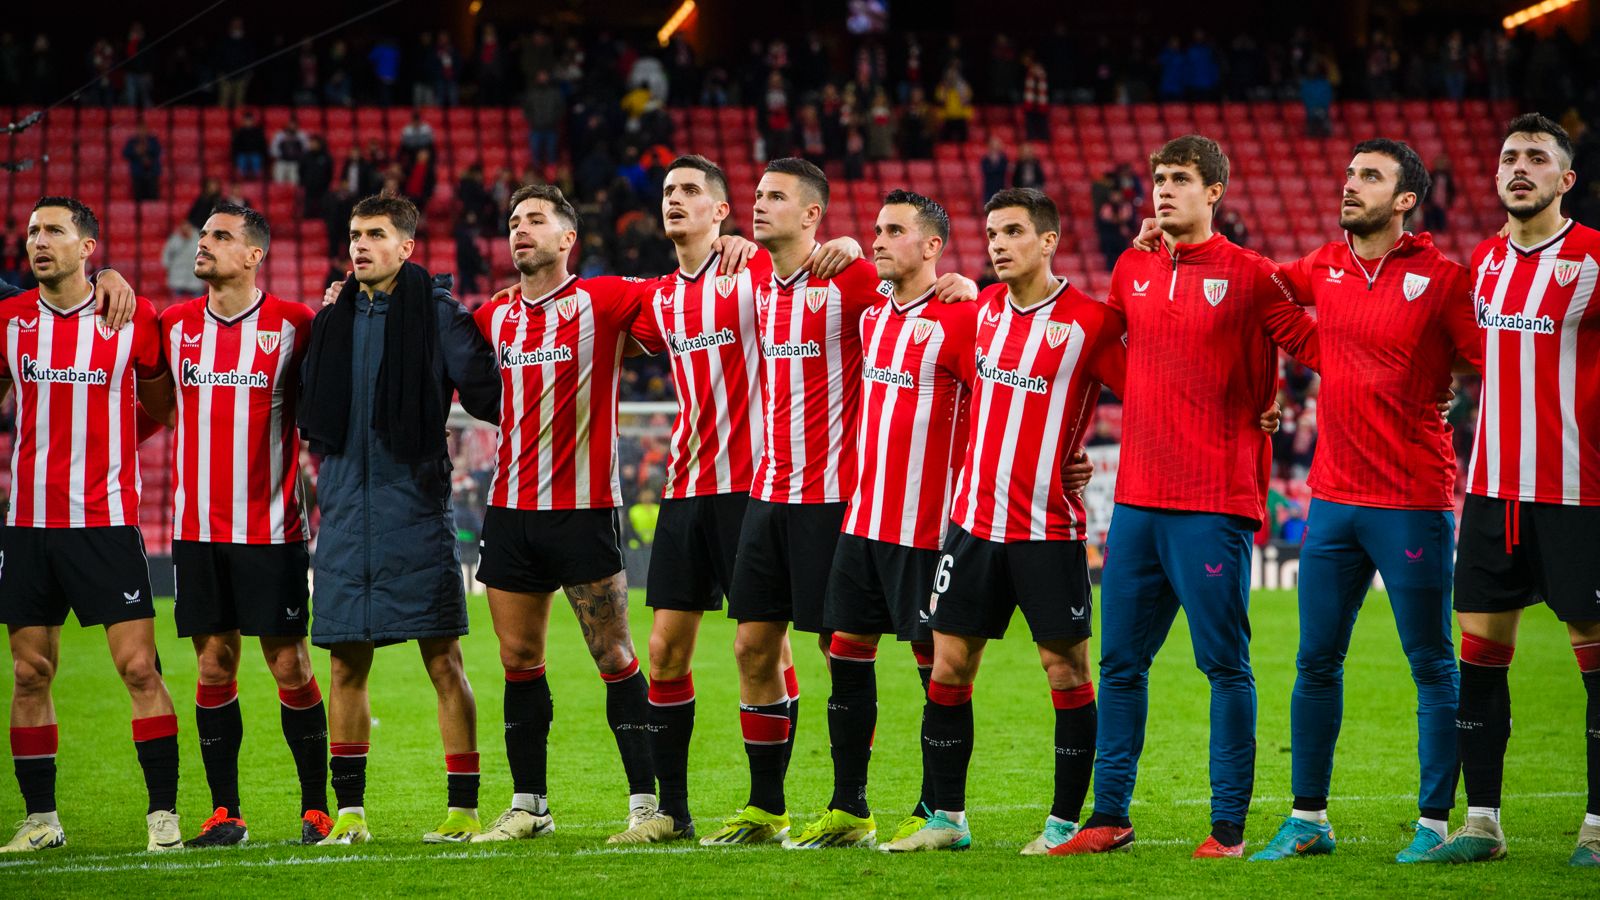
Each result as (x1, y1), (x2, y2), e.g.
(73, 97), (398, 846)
(603, 664), (655, 796)
(1050, 688), (1096, 823)
(195, 683), (243, 818)
(446, 753), (479, 809)
(914, 648), (934, 816)
(826, 638), (877, 818)
(504, 668), (552, 796)
(132, 716), (180, 815)
(1584, 668), (1600, 816)
(741, 699), (791, 814)
(10, 725), (58, 815)
(924, 683), (974, 813)
(1458, 660), (1512, 810)
(782, 666), (800, 780)
(1293, 795), (1329, 812)
(329, 745), (368, 810)
(1212, 819), (1245, 846)
(648, 673), (696, 828)
(279, 682), (329, 815)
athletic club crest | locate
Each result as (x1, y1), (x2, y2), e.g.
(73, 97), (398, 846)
(714, 275), (736, 298)
(1553, 259), (1582, 287)
(1202, 278), (1229, 306)
(911, 319), (936, 343)
(95, 320), (117, 340)
(1045, 321), (1072, 349)
(804, 286), (829, 313)
(556, 296), (578, 321)
(257, 332), (280, 354)
(1402, 272), (1431, 302)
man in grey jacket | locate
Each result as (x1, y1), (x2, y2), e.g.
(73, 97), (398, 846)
(298, 195), (500, 846)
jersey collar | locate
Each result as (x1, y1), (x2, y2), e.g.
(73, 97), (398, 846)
(1508, 218), (1574, 257)
(206, 289), (265, 326)
(676, 250), (719, 284)
(520, 274), (578, 308)
(888, 283), (936, 315)
(37, 289), (96, 318)
(772, 243), (821, 290)
(1005, 277), (1068, 315)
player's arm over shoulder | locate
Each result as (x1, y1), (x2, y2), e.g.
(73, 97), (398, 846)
(1080, 299), (1128, 398)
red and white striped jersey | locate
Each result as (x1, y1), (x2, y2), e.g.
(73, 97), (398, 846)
(844, 286), (978, 550)
(751, 252), (881, 505)
(160, 292), (313, 544)
(951, 281), (1127, 543)
(474, 274), (648, 510)
(1467, 219), (1600, 505)
(628, 250), (767, 499)
(0, 290), (163, 528)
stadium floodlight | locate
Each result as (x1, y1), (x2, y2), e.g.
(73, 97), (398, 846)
(1502, 0), (1582, 30)
(658, 1), (696, 47)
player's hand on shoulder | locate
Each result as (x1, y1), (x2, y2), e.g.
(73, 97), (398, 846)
(489, 283), (516, 305)
(810, 236), (864, 280)
(934, 272), (979, 304)
(95, 267), (137, 330)
(1132, 218), (1161, 252)
(712, 234), (759, 275)
(321, 276), (347, 308)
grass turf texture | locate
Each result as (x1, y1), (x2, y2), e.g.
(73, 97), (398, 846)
(1, 588), (1592, 898)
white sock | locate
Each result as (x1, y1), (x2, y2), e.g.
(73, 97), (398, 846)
(448, 806), (477, 819)
(512, 793), (546, 815)
(35, 810), (60, 828)
(1585, 812), (1600, 827)
(337, 806), (365, 818)
(1466, 806), (1500, 824)
(629, 792), (658, 812)
(1290, 808), (1327, 824)
(1418, 817), (1448, 839)
(937, 809), (965, 825)
(1046, 814), (1073, 827)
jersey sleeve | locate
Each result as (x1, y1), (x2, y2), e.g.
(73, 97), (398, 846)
(1255, 260), (1320, 370)
(1278, 251), (1319, 306)
(938, 302), (980, 386)
(131, 298), (164, 379)
(626, 284), (668, 354)
(837, 259), (884, 317)
(1085, 303), (1128, 399)
(1440, 262), (1484, 372)
(437, 289), (501, 423)
(1105, 251), (1132, 313)
(471, 293), (501, 340)
(285, 303), (317, 371)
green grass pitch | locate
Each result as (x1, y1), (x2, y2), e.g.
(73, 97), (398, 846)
(0, 589), (1593, 897)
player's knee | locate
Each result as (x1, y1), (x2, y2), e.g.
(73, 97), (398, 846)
(591, 643), (635, 676)
(1293, 649), (1342, 682)
(195, 650), (240, 685)
(117, 653), (164, 694)
(265, 650), (313, 689)
(647, 632), (689, 679)
(734, 634), (778, 674)
(1196, 657), (1252, 685)
(496, 639), (544, 672)
(1042, 658), (1091, 690)
(11, 655), (55, 695)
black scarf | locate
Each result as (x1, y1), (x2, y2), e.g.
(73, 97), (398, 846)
(298, 261), (446, 463)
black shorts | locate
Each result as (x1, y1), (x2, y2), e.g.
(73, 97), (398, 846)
(647, 492), (749, 612)
(727, 499), (848, 633)
(824, 533), (937, 642)
(476, 506), (624, 594)
(927, 523), (1093, 642)
(0, 526), (155, 628)
(172, 540), (311, 638)
(1454, 494), (1600, 623)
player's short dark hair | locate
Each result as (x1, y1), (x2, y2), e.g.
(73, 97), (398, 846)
(763, 157), (830, 213)
(350, 195), (419, 238)
(32, 196), (99, 240)
(1351, 138), (1431, 221)
(984, 187), (1060, 236)
(1149, 134), (1231, 193)
(208, 201), (271, 252)
(883, 189), (950, 243)
(1503, 112), (1575, 167)
(508, 183), (580, 232)
(666, 154), (730, 202)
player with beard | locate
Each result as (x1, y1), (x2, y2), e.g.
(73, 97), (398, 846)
(1422, 114), (1600, 867)
(0, 197), (182, 854)
(156, 204), (330, 847)
(470, 185), (662, 843)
